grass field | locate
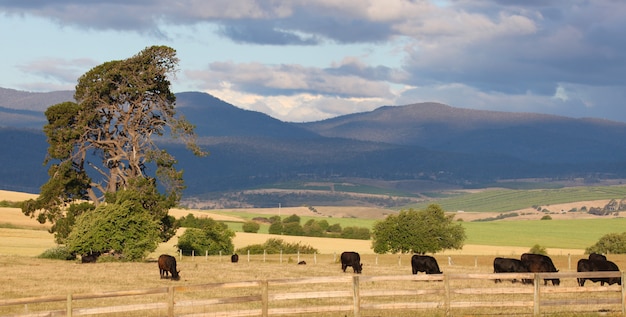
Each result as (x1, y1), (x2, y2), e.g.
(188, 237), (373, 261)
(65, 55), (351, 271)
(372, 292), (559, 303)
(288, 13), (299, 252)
(410, 185), (626, 212)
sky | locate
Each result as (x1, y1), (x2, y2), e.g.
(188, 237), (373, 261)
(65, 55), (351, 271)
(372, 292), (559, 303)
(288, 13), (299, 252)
(1, 0), (625, 123)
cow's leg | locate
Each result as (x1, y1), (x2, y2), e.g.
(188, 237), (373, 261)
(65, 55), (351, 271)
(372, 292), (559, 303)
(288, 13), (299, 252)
(342, 264), (347, 272)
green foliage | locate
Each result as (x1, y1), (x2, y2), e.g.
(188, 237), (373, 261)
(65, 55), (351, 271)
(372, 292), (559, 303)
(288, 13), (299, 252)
(372, 204), (466, 254)
(176, 218), (235, 256)
(282, 222), (304, 236)
(340, 226), (371, 240)
(66, 200), (160, 261)
(242, 220), (260, 233)
(586, 232), (626, 254)
(50, 202), (95, 244)
(236, 238), (318, 255)
(283, 214), (300, 223)
(177, 213), (217, 229)
(0, 200), (22, 208)
(268, 221), (283, 235)
(302, 219), (324, 237)
(529, 244), (547, 255)
(472, 212), (519, 222)
(540, 215), (552, 220)
(38, 246), (75, 260)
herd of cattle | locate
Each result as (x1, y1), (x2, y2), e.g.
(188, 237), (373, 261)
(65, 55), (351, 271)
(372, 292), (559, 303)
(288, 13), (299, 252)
(337, 251), (621, 287)
(155, 252), (621, 287)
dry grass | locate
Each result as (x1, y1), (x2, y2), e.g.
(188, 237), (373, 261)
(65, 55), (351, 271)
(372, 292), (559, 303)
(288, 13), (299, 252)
(1, 254), (625, 316)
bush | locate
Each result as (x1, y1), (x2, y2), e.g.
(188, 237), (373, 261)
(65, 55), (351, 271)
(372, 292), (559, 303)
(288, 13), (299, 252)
(540, 215), (552, 220)
(242, 221), (260, 233)
(529, 244), (547, 255)
(236, 238), (318, 254)
(176, 219), (235, 256)
(340, 226), (371, 240)
(38, 246), (75, 260)
(586, 232), (626, 254)
(66, 201), (161, 261)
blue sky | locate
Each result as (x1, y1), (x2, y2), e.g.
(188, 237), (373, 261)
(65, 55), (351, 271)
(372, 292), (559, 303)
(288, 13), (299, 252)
(1, 1), (625, 123)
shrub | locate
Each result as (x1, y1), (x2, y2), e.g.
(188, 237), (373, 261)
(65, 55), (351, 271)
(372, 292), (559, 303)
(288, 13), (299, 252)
(529, 244), (547, 255)
(242, 221), (260, 233)
(540, 215), (552, 220)
(236, 238), (318, 254)
(38, 246), (75, 260)
(176, 219), (235, 256)
(586, 232), (626, 254)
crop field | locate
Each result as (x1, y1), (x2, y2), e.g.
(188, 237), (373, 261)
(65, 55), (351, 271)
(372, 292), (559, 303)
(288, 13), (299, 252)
(411, 185), (626, 213)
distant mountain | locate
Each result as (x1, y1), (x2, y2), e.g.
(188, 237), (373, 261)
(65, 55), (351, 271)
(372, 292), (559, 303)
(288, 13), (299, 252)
(1, 88), (626, 207)
(0, 88), (74, 129)
(298, 103), (626, 164)
(176, 92), (319, 139)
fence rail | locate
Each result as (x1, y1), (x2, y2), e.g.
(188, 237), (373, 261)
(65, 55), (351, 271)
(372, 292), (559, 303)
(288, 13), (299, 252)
(1, 271), (625, 317)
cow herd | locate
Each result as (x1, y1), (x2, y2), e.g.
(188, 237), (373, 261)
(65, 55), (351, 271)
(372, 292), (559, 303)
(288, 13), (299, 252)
(156, 252), (622, 287)
(493, 253), (621, 286)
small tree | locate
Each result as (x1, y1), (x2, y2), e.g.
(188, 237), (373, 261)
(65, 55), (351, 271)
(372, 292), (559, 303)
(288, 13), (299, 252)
(586, 232), (626, 254)
(66, 200), (160, 261)
(529, 244), (547, 255)
(372, 204), (466, 254)
(242, 220), (260, 233)
(176, 218), (235, 256)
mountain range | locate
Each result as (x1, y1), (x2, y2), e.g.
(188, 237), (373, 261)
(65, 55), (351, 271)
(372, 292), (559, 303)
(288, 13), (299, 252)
(1, 87), (626, 208)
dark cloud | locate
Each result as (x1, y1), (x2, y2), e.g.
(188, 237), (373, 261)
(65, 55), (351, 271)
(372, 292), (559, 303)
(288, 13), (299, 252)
(218, 21), (319, 45)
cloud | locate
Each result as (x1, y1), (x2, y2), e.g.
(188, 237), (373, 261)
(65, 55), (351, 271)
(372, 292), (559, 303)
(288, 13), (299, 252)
(2, 0), (625, 123)
(186, 60), (396, 99)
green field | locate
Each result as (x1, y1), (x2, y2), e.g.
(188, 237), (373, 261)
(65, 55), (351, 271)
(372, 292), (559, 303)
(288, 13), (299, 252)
(462, 217), (626, 250)
(411, 185), (626, 212)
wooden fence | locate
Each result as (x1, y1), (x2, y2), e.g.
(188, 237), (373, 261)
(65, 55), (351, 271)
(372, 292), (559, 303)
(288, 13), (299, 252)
(1, 271), (625, 317)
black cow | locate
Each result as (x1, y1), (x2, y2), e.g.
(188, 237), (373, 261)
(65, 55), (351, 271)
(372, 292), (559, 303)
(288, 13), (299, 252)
(577, 258), (621, 286)
(81, 253), (99, 263)
(340, 251), (363, 274)
(589, 253), (607, 261)
(520, 253), (560, 286)
(493, 257), (531, 284)
(158, 254), (180, 281)
(297, 261), (307, 265)
(231, 254), (239, 263)
(411, 255), (442, 275)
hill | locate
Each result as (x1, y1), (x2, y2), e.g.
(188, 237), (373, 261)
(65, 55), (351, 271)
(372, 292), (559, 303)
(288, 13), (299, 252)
(1, 88), (626, 207)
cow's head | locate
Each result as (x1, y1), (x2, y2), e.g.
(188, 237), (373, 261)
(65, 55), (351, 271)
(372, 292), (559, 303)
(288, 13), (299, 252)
(172, 270), (181, 281)
(355, 263), (363, 274)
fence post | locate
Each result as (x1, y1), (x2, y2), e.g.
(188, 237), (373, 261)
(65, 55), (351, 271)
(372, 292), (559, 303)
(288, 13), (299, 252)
(168, 286), (175, 317)
(622, 272), (626, 316)
(444, 273), (450, 317)
(622, 271), (626, 316)
(533, 274), (541, 316)
(66, 294), (72, 317)
(352, 275), (361, 317)
(261, 280), (269, 317)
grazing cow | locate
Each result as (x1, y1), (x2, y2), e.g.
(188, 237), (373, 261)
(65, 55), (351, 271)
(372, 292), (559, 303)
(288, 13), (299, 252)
(577, 258), (621, 286)
(340, 251), (363, 274)
(231, 254), (239, 263)
(411, 255), (442, 275)
(493, 257), (531, 284)
(81, 252), (100, 263)
(520, 253), (560, 286)
(297, 261), (307, 265)
(158, 254), (180, 281)
(588, 253), (607, 261)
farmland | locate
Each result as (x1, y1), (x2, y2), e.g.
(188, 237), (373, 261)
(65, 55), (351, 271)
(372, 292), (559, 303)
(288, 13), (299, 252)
(3, 188), (626, 316)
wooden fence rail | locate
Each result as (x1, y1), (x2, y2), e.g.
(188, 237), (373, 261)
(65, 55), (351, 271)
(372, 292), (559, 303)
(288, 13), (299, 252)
(1, 272), (624, 317)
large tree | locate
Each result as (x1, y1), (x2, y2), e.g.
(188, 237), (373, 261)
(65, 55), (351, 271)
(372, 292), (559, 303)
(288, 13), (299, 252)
(372, 204), (466, 254)
(23, 46), (205, 245)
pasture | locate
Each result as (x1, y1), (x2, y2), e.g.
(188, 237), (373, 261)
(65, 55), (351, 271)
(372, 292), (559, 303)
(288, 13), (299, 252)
(3, 189), (626, 316)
